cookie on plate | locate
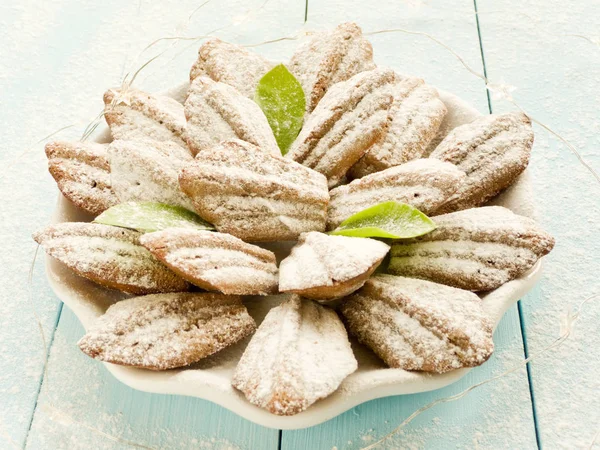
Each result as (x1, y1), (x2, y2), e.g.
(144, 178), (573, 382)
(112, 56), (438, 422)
(140, 228), (278, 295)
(287, 68), (396, 188)
(184, 76), (279, 156)
(78, 292), (256, 370)
(327, 158), (466, 230)
(108, 139), (194, 210)
(388, 206), (555, 291)
(103, 88), (187, 148)
(45, 141), (118, 216)
(430, 112), (533, 214)
(33, 222), (189, 294)
(289, 22), (375, 113)
(278, 232), (389, 300)
(349, 75), (447, 178)
(340, 274), (494, 373)
(232, 295), (357, 415)
(190, 38), (273, 98)
(179, 139), (329, 241)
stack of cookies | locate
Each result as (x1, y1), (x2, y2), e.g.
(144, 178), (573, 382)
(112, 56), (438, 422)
(35, 23), (555, 416)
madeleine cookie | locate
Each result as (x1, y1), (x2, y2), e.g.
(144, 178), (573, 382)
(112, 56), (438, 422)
(289, 22), (375, 113)
(45, 141), (118, 215)
(140, 228), (278, 295)
(103, 88), (187, 147)
(179, 139), (329, 241)
(108, 139), (194, 210)
(430, 112), (533, 214)
(33, 222), (189, 294)
(287, 68), (395, 188)
(328, 158), (466, 230)
(78, 292), (255, 370)
(388, 206), (555, 291)
(340, 275), (494, 373)
(232, 296), (357, 415)
(190, 38), (273, 98)
(349, 76), (447, 178)
(278, 232), (389, 300)
(184, 76), (279, 156)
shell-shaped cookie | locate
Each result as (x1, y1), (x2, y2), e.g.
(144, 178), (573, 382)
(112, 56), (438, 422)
(328, 158), (466, 230)
(349, 76), (447, 178)
(103, 88), (187, 147)
(340, 274), (494, 373)
(140, 228), (278, 295)
(78, 292), (256, 370)
(184, 76), (279, 156)
(108, 139), (194, 210)
(279, 232), (389, 300)
(179, 139), (330, 241)
(232, 295), (357, 415)
(289, 22), (376, 113)
(190, 38), (273, 98)
(33, 222), (189, 294)
(430, 112), (533, 214)
(287, 68), (396, 188)
(388, 206), (555, 291)
(45, 141), (118, 216)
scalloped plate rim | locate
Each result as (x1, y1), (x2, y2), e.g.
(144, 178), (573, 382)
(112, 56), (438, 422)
(42, 83), (544, 430)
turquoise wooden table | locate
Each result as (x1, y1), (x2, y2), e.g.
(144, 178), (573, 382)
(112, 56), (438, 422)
(1, 0), (599, 448)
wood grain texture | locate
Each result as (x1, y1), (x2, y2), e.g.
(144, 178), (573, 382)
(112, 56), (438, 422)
(476, 1), (600, 447)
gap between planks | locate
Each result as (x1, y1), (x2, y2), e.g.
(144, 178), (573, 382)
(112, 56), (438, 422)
(473, 0), (542, 448)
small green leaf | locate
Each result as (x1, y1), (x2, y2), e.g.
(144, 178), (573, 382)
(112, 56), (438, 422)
(329, 201), (436, 239)
(94, 202), (214, 233)
(255, 64), (305, 155)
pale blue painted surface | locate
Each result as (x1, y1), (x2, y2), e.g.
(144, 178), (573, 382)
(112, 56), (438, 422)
(1, 0), (598, 448)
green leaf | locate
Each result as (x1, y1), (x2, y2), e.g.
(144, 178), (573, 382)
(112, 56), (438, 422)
(94, 202), (214, 233)
(254, 64), (305, 155)
(329, 201), (436, 239)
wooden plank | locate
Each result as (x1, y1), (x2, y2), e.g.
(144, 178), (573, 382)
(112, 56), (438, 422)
(26, 307), (280, 450)
(281, 1), (539, 448)
(475, 1), (600, 447)
(2, 0), (305, 447)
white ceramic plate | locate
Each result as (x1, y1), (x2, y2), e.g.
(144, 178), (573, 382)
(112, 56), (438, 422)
(43, 83), (543, 429)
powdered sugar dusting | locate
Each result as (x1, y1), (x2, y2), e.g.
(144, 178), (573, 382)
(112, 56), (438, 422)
(232, 296), (357, 415)
(140, 228), (278, 295)
(328, 158), (466, 229)
(78, 292), (256, 370)
(279, 232), (389, 293)
(33, 222), (189, 294)
(108, 139), (195, 210)
(389, 206), (555, 291)
(340, 275), (494, 373)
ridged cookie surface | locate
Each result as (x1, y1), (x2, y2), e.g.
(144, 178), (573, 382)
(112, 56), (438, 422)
(328, 158), (466, 230)
(349, 76), (447, 178)
(108, 139), (194, 210)
(388, 206), (555, 291)
(179, 139), (329, 241)
(289, 22), (375, 113)
(279, 232), (389, 300)
(78, 292), (255, 370)
(141, 228), (278, 295)
(104, 88), (187, 147)
(287, 68), (395, 188)
(430, 112), (533, 214)
(232, 296), (357, 415)
(45, 141), (118, 215)
(33, 222), (189, 294)
(340, 274), (494, 373)
(190, 38), (273, 98)
(184, 76), (279, 156)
